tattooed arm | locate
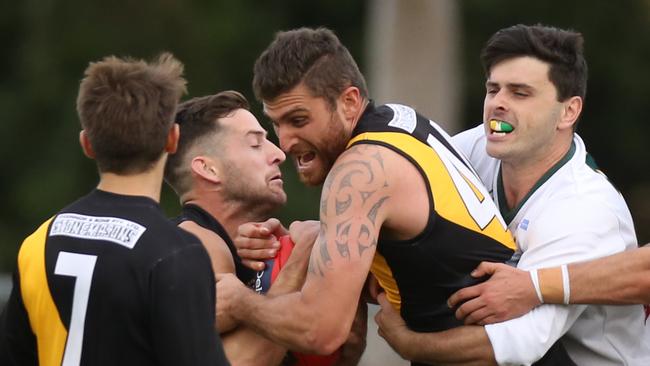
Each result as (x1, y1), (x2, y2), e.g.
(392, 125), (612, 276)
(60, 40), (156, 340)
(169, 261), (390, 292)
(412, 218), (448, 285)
(216, 144), (396, 354)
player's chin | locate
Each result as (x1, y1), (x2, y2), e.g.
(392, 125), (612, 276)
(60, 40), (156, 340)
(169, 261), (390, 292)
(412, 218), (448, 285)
(273, 191), (288, 206)
(298, 172), (326, 187)
(297, 165), (328, 186)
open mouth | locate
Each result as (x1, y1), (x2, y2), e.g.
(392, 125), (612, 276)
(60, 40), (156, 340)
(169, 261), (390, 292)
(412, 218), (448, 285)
(489, 119), (514, 136)
(296, 151), (316, 170)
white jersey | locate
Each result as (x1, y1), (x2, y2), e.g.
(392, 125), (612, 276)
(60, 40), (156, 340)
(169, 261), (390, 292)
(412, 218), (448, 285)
(453, 125), (650, 365)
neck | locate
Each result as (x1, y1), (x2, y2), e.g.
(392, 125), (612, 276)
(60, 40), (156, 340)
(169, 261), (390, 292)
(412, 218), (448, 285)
(96, 159), (166, 202)
(184, 194), (272, 241)
(501, 138), (572, 210)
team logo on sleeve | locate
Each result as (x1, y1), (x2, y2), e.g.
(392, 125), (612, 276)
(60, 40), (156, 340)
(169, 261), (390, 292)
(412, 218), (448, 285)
(50, 213), (146, 249)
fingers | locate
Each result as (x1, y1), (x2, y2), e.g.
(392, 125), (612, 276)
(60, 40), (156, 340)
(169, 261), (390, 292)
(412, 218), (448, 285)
(262, 218), (288, 236)
(453, 296), (484, 322)
(240, 258), (266, 271)
(447, 283), (482, 309)
(237, 247), (277, 260)
(236, 219), (284, 245)
(376, 292), (392, 311)
(461, 304), (504, 326)
(470, 261), (502, 278)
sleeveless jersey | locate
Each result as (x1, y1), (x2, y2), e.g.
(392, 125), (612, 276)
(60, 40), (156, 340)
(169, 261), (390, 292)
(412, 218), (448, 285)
(172, 203), (256, 287)
(0, 189), (229, 366)
(348, 103), (516, 332)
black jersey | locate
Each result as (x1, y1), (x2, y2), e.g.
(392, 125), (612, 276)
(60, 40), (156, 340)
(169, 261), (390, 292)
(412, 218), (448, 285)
(0, 189), (229, 366)
(172, 204), (256, 287)
(349, 103), (516, 332)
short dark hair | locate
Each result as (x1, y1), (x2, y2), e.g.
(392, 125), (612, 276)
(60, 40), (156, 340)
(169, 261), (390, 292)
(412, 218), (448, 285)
(76, 53), (186, 174)
(164, 90), (250, 196)
(481, 24), (588, 102)
(252, 27), (368, 109)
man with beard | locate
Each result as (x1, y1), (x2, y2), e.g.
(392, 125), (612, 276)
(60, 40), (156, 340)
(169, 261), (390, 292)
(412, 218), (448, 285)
(164, 90), (363, 365)
(215, 27), (544, 365)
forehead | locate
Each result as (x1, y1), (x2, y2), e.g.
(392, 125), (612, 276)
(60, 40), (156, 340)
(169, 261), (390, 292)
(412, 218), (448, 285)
(262, 83), (327, 120)
(488, 56), (551, 85)
(219, 108), (266, 137)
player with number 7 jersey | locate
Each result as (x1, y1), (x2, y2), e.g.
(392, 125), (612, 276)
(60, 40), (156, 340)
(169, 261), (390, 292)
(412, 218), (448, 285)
(349, 103), (517, 333)
(0, 189), (229, 366)
(0, 53), (228, 366)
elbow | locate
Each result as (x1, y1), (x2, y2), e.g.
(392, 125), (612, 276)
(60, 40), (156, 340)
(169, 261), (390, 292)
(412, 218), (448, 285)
(301, 322), (348, 355)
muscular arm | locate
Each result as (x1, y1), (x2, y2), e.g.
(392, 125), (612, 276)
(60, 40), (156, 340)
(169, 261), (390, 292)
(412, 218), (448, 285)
(567, 244), (650, 304)
(449, 243), (650, 325)
(179, 221), (289, 365)
(375, 293), (496, 366)
(218, 145), (393, 354)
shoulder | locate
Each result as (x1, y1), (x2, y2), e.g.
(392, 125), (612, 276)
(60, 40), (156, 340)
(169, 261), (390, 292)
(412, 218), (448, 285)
(178, 220), (235, 273)
(178, 220), (228, 249)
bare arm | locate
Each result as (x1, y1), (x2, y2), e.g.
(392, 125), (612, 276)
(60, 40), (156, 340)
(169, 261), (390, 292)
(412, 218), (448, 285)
(220, 224), (318, 366)
(375, 293), (496, 366)
(180, 221), (290, 366)
(450, 244), (650, 325)
(179, 221), (236, 275)
(567, 244), (650, 304)
(218, 145), (392, 354)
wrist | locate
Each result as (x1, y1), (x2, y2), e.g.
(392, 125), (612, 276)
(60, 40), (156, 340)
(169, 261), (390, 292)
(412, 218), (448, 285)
(231, 288), (258, 322)
(530, 264), (571, 304)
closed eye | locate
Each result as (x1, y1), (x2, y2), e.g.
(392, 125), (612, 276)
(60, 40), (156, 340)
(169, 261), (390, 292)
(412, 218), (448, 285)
(290, 116), (308, 127)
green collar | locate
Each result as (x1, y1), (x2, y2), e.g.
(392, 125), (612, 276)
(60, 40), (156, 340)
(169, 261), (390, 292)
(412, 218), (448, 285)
(498, 141), (576, 224)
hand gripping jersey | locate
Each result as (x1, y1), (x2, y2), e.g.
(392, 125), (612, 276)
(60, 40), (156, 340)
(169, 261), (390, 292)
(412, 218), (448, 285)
(348, 103), (516, 334)
(0, 190), (229, 366)
(256, 236), (341, 366)
(172, 203), (256, 287)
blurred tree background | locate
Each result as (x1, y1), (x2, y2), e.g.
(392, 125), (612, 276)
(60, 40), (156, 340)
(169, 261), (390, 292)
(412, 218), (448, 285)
(1, 0), (649, 276)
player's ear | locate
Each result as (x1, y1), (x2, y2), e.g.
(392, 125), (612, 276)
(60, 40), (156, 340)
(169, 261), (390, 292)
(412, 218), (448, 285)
(79, 130), (95, 159)
(558, 96), (582, 131)
(339, 86), (363, 122)
(165, 123), (180, 154)
(190, 156), (221, 184)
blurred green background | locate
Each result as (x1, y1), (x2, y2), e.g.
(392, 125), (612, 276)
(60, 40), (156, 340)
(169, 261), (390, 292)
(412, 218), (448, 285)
(1, 0), (649, 278)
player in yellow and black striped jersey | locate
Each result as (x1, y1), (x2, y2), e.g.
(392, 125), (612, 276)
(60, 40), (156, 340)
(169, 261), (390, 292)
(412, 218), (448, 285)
(349, 102), (516, 332)
(0, 53), (229, 366)
(1, 190), (228, 366)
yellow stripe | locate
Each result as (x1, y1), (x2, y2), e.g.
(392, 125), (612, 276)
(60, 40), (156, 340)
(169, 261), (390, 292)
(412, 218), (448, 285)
(19, 217), (67, 366)
(369, 253), (401, 311)
(349, 132), (515, 248)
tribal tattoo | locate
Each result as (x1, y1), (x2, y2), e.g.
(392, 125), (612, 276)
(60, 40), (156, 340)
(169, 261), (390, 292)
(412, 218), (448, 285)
(308, 145), (390, 277)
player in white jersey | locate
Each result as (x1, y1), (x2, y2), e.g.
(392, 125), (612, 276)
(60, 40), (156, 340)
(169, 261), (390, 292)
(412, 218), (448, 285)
(374, 24), (650, 365)
(451, 125), (650, 364)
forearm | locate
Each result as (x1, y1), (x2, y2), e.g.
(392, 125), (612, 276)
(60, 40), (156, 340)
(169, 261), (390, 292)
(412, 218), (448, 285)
(222, 326), (287, 366)
(568, 246), (650, 304)
(231, 289), (346, 354)
(401, 326), (496, 366)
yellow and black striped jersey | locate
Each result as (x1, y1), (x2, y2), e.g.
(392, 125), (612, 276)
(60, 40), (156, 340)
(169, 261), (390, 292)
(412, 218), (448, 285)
(0, 189), (229, 366)
(349, 103), (516, 332)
